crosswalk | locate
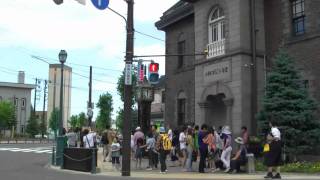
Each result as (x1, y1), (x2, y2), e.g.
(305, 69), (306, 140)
(0, 147), (52, 154)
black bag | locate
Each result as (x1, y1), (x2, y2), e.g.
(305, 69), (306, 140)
(192, 150), (197, 162)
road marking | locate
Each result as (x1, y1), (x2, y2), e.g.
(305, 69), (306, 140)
(0, 147), (52, 154)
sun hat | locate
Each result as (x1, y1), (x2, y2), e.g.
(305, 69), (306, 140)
(222, 126), (231, 135)
(235, 137), (244, 145)
(135, 126), (141, 131)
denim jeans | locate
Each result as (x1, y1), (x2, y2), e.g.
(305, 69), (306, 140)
(186, 146), (193, 171)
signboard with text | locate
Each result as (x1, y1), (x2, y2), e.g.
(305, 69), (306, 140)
(125, 64), (132, 85)
(203, 61), (231, 84)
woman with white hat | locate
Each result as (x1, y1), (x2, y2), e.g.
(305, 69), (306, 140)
(220, 125), (232, 172)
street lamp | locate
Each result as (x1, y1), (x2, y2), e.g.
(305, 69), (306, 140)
(56, 49), (67, 167)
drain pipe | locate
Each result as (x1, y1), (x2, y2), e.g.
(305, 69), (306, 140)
(250, 0), (257, 135)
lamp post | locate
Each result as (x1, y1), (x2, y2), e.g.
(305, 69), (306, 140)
(56, 49), (67, 167)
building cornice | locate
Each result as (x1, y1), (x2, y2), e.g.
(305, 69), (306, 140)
(155, 1), (194, 31)
(0, 82), (36, 89)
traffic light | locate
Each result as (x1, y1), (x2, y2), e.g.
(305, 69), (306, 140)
(53, 0), (63, 5)
(148, 63), (159, 84)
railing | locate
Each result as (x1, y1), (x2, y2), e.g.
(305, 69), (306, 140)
(0, 138), (55, 144)
(206, 39), (225, 59)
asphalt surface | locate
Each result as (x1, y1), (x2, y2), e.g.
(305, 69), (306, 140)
(0, 143), (141, 180)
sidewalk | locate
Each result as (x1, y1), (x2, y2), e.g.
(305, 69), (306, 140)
(96, 148), (320, 179)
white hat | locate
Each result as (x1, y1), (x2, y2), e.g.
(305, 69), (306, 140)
(235, 137), (244, 145)
(135, 126), (141, 131)
(222, 126), (231, 135)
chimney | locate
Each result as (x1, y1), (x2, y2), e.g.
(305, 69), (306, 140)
(18, 71), (25, 84)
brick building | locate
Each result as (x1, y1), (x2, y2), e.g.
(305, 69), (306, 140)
(156, 0), (320, 136)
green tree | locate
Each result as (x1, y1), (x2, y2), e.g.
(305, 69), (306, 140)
(49, 108), (59, 138)
(0, 101), (16, 131)
(96, 92), (113, 131)
(26, 115), (39, 137)
(68, 115), (78, 129)
(77, 112), (87, 127)
(116, 69), (138, 131)
(258, 50), (320, 160)
(115, 108), (138, 133)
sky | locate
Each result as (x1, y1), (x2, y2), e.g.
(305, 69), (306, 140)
(0, 0), (177, 121)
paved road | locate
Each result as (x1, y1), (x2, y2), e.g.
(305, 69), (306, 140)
(0, 144), (136, 180)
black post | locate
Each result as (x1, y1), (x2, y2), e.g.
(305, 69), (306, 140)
(59, 63), (64, 136)
(33, 78), (37, 116)
(88, 66), (92, 127)
(122, 0), (134, 176)
(42, 80), (48, 138)
(250, 0), (257, 134)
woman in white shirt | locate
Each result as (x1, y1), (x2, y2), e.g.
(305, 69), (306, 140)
(179, 126), (187, 169)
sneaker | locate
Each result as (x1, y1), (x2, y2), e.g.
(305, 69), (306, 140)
(160, 171), (166, 174)
(146, 168), (153, 171)
(264, 172), (273, 179)
(224, 168), (230, 173)
(272, 173), (281, 179)
(212, 168), (220, 173)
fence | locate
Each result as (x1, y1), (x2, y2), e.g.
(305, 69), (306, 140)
(0, 138), (55, 144)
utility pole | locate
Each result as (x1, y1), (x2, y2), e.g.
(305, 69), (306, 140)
(88, 66), (93, 127)
(33, 78), (38, 116)
(42, 80), (48, 138)
(122, 0), (134, 176)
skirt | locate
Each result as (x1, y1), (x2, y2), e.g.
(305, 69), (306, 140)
(264, 140), (283, 167)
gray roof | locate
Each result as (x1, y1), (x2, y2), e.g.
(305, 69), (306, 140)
(155, 1), (194, 30)
(0, 82), (36, 89)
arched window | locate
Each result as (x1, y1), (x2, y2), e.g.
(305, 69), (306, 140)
(207, 7), (225, 58)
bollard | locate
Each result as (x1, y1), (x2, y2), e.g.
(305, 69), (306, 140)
(52, 146), (56, 166)
(246, 153), (255, 173)
(91, 148), (96, 174)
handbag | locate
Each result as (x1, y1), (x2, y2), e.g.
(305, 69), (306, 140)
(263, 143), (270, 152)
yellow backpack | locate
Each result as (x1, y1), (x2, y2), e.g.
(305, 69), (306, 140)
(162, 134), (172, 151)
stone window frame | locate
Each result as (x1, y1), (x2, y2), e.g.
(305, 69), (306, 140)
(208, 6), (226, 44)
(177, 91), (187, 126)
(291, 0), (305, 36)
(177, 33), (186, 69)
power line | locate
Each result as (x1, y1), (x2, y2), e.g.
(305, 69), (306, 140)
(134, 30), (165, 42)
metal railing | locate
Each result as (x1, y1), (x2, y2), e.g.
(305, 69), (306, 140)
(207, 39), (225, 59)
(0, 138), (55, 144)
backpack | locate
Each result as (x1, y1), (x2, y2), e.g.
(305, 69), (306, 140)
(162, 134), (172, 151)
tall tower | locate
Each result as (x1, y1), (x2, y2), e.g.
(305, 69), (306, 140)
(47, 64), (72, 130)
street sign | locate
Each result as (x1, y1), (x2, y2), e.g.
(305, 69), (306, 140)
(125, 64), (132, 85)
(91, 0), (109, 10)
(87, 108), (93, 118)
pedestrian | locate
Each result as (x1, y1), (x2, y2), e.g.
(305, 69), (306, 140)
(106, 126), (115, 162)
(111, 137), (121, 170)
(185, 127), (194, 172)
(193, 125), (199, 162)
(228, 137), (248, 173)
(170, 129), (179, 166)
(101, 130), (109, 162)
(203, 127), (216, 172)
(241, 126), (249, 146)
(152, 124), (160, 168)
(83, 128), (96, 148)
(198, 124), (208, 173)
(143, 132), (156, 170)
(264, 120), (282, 179)
(156, 127), (171, 174)
(66, 128), (78, 148)
(167, 124), (173, 141)
(133, 127), (144, 169)
(220, 125), (232, 172)
(179, 126), (187, 169)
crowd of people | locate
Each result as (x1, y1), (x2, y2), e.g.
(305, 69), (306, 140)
(63, 120), (283, 179)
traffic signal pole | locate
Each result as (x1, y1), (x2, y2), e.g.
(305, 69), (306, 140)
(122, 0), (134, 176)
